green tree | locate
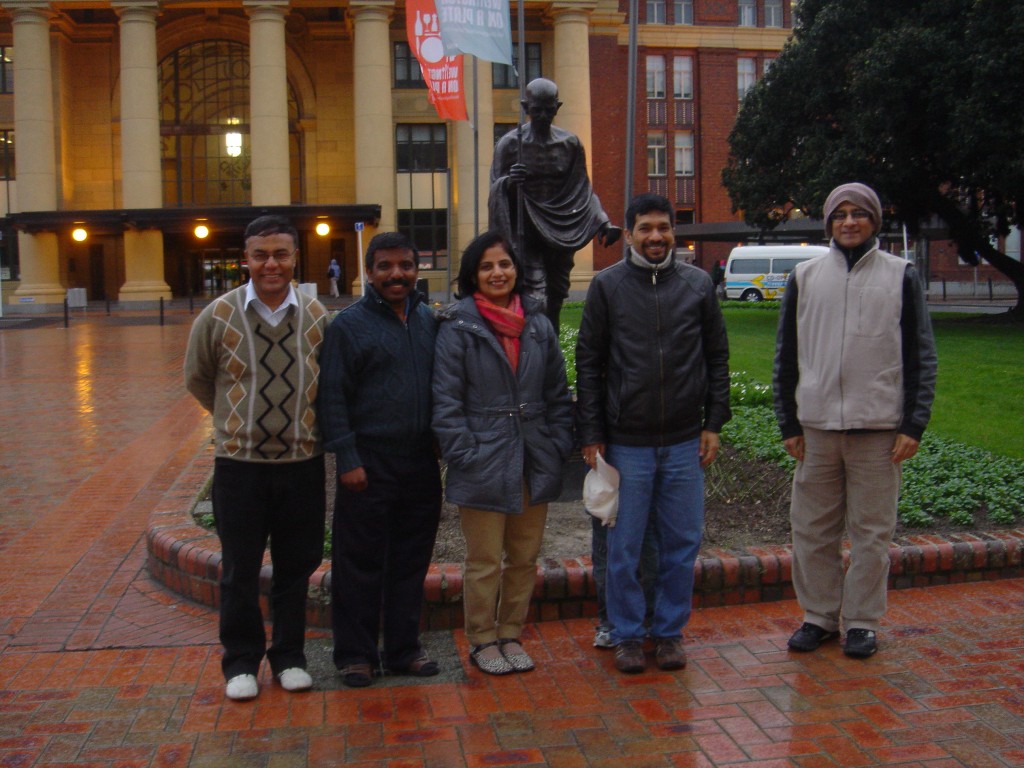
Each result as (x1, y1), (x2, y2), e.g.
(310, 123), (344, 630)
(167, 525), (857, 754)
(723, 0), (1024, 316)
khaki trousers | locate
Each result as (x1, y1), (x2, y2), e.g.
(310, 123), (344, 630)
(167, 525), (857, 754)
(459, 492), (548, 647)
(790, 428), (901, 633)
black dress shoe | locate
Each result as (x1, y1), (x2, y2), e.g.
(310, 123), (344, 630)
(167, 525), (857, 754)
(843, 629), (878, 658)
(787, 622), (840, 652)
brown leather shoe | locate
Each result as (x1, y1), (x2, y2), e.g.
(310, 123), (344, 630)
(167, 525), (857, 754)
(654, 637), (687, 670)
(614, 640), (646, 674)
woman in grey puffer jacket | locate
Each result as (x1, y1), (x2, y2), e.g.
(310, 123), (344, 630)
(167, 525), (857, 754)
(432, 231), (574, 676)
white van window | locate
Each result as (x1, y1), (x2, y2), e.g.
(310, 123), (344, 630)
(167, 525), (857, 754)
(772, 257), (804, 273)
(732, 258), (770, 274)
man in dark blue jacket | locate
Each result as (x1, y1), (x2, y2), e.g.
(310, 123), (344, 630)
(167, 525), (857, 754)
(576, 193), (730, 674)
(319, 232), (441, 687)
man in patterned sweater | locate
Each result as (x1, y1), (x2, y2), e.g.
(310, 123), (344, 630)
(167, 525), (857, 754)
(185, 215), (328, 701)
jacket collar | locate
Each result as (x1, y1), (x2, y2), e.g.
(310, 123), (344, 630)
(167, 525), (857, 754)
(362, 283), (425, 318)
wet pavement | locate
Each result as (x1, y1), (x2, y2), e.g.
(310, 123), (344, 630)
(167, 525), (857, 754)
(1, 312), (1023, 767)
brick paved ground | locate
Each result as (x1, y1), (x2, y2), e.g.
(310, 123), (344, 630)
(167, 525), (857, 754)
(2, 314), (1023, 767)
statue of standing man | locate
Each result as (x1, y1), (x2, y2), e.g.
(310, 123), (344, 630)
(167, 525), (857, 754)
(489, 78), (621, 331)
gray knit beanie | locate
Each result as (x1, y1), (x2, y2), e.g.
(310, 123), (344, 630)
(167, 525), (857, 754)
(822, 182), (883, 236)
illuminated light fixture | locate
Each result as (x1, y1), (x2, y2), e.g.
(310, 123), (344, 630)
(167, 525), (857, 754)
(225, 117), (242, 158)
(315, 221), (331, 237)
(194, 224), (210, 239)
(72, 227), (88, 242)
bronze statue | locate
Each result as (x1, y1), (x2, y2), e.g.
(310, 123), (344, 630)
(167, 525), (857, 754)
(489, 78), (621, 330)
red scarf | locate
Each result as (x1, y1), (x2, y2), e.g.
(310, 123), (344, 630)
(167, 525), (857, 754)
(473, 292), (526, 371)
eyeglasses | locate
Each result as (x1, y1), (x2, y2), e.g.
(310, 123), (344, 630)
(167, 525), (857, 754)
(829, 210), (872, 223)
(248, 249), (295, 264)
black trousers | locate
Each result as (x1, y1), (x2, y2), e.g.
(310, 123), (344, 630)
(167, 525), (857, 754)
(331, 448), (442, 670)
(212, 456), (325, 680)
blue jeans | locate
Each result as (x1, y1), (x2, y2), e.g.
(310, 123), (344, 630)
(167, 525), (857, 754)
(605, 439), (704, 642)
(591, 513), (658, 628)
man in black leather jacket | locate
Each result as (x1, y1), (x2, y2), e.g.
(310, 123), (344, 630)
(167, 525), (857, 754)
(576, 193), (730, 674)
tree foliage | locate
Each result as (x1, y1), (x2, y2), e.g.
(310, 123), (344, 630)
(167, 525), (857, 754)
(723, 0), (1024, 314)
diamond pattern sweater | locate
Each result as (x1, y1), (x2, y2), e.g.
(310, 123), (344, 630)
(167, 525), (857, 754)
(185, 286), (328, 462)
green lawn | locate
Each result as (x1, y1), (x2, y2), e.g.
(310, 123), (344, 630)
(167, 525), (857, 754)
(560, 303), (1024, 459)
(720, 307), (1024, 459)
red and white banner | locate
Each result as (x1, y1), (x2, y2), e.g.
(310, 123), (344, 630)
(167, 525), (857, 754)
(406, 0), (468, 122)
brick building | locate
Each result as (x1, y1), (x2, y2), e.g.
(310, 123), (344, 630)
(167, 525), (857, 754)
(0, 0), (1009, 312)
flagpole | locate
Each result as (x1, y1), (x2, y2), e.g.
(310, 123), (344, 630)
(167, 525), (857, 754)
(515, 0), (526, 264)
(624, 0), (638, 235)
(473, 56), (479, 236)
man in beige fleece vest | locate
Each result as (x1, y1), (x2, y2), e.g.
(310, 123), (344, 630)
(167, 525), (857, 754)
(773, 183), (937, 659)
(185, 215), (328, 700)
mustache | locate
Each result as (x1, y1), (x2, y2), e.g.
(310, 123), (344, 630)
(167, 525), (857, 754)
(382, 278), (411, 288)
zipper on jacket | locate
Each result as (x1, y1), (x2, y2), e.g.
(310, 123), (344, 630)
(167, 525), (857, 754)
(654, 270), (666, 441)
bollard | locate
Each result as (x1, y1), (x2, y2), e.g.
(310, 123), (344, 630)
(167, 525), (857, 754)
(942, 279), (947, 300)
(159, 296), (165, 326)
(189, 294), (194, 315)
(106, 299), (111, 316)
(988, 278), (993, 300)
(64, 298), (69, 328)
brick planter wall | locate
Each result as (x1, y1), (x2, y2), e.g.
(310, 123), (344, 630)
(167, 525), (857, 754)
(147, 497), (1024, 631)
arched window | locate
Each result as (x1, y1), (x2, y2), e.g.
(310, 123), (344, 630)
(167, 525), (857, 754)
(159, 40), (302, 206)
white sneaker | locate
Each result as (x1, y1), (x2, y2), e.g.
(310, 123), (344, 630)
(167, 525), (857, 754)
(277, 667), (313, 692)
(225, 674), (259, 701)
(593, 625), (615, 649)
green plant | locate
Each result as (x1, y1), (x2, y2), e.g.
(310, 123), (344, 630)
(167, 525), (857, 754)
(719, 403), (1024, 529)
(559, 325), (578, 390)
(718, 307), (1024, 458)
(729, 371), (773, 407)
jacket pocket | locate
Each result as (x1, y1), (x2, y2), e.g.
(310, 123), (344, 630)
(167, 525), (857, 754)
(854, 287), (899, 338)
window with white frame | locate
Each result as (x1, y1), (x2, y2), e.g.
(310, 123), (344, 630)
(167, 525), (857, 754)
(396, 123), (447, 171)
(647, 132), (667, 176)
(763, 57), (775, 76)
(493, 42), (542, 89)
(673, 0), (693, 24)
(0, 130), (13, 179)
(647, 0), (666, 24)
(674, 132), (694, 176)
(394, 42), (425, 88)
(737, 58), (756, 101)
(673, 56), (693, 99)
(765, 0), (783, 27)
(396, 124), (449, 266)
(738, 0), (757, 27)
(646, 56), (666, 99)
(0, 47), (12, 94)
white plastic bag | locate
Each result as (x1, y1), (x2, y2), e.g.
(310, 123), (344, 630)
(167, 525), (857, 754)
(583, 452), (620, 527)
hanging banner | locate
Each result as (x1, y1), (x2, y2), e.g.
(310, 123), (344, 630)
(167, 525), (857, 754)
(434, 0), (513, 65)
(407, 0), (468, 121)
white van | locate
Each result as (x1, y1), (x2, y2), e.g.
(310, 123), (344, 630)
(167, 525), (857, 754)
(724, 245), (829, 301)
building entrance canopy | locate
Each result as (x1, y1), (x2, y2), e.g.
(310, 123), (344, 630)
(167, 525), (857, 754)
(5, 204), (381, 238)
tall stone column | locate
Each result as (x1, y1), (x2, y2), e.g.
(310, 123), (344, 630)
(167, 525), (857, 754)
(115, 0), (171, 302)
(454, 59), (493, 276)
(245, 1), (291, 205)
(552, 0), (598, 289)
(8, 2), (63, 307)
(351, 0), (396, 237)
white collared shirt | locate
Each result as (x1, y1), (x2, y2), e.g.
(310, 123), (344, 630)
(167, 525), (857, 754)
(244, 281), (298, 327)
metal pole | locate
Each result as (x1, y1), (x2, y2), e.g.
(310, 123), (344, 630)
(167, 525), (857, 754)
(623, 0), (638, 234)
(356, 223), (365, 294)
(444, 167), (452, 301)
(515, 0), (526, 263)
(159, 296), (164, 326)
(63, 297), (69, 328)
(473, 57), (479, 236)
